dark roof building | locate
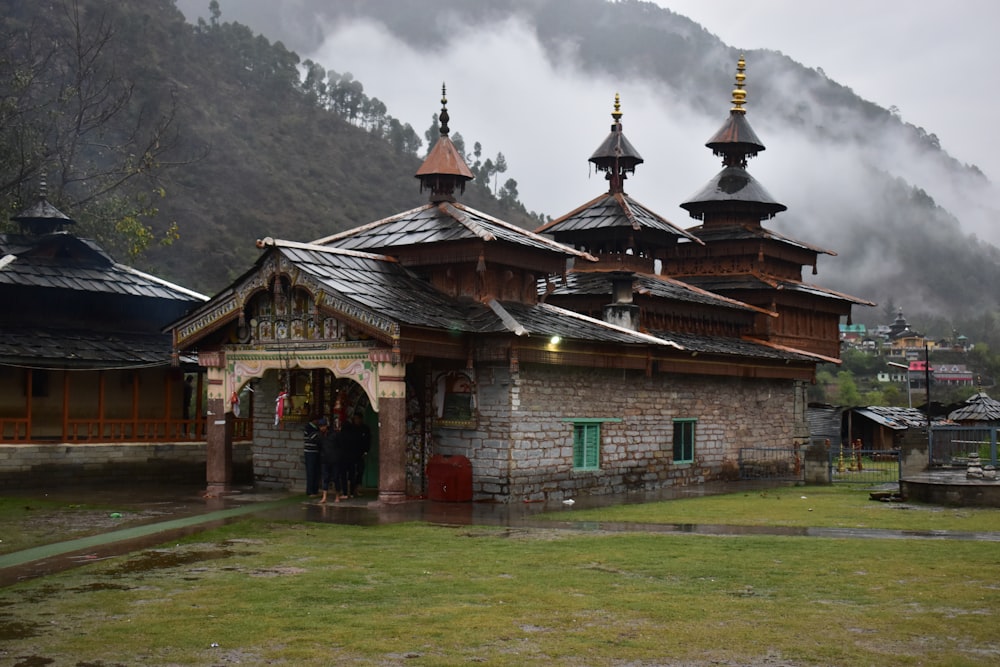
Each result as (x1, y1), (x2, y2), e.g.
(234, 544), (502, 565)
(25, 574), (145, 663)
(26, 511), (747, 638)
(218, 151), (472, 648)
(0, 185), (206, 445)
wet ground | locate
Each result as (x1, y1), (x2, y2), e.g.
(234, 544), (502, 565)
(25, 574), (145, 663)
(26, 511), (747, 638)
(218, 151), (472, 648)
(4, 478), (1000, 587)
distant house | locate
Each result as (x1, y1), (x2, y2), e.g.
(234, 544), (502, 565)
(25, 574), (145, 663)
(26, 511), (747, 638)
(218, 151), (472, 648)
(886, 310), (934, 358)
(846, 406), (938, 451)
(933, 364), (974, 387)
(839, 323), (866, 343)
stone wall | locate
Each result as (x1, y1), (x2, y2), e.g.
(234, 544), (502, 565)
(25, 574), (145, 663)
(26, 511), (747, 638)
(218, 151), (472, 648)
(239, 364), (807, 501)
(0, 441), (253, 489)
(433, 364), (805, 502)
(248, 372), (311, 491)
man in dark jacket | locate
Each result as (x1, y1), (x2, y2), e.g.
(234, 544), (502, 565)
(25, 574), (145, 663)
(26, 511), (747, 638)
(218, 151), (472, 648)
(319, 420), (348, 504)
(302, 417), (327, 496)
(342, 411), (371, 497)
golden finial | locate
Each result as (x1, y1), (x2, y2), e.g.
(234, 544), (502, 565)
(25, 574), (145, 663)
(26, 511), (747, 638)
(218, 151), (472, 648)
(731, 55), (747, 113)
(611, 92), (622, 124)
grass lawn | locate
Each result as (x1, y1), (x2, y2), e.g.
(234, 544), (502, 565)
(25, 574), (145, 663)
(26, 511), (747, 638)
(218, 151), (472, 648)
(1, 486), (999, 666)
(540, 484), (1000, 532)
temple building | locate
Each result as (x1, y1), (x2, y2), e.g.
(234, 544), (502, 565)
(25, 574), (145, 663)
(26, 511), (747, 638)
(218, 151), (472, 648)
(170, 70), (868, 503)
(663, 57), (872, 359)
(0, 183), (218, 487)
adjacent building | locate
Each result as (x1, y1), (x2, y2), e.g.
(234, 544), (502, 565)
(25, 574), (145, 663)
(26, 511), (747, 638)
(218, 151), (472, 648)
(0, 185), (224, 486)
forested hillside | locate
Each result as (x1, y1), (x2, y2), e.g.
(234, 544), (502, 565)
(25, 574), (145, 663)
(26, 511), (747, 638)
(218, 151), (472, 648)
(0, 0), (538, 294)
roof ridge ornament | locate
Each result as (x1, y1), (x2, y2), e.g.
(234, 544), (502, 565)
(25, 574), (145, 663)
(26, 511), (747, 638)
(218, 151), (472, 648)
(439, 82), (450, 136)
(731, 54), (747, 113)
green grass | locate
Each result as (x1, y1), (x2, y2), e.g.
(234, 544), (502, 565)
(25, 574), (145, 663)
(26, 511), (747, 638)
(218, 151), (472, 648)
(1, 487), (1000, 665)
(541, 484), (1000, 532)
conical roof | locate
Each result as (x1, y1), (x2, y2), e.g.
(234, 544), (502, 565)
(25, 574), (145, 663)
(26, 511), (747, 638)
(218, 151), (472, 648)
(10, 176), (75, 235)
(680, 166), (786, 219)
(415, 84), (474, 202)
(681, 56), (785, 222)
(588, 93), (643, 193)
(705, 55), (765, 167)
(948, 392), (1000, 423)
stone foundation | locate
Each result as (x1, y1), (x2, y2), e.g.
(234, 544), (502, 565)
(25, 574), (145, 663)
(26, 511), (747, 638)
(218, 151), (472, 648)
(0, 442), (253, 489)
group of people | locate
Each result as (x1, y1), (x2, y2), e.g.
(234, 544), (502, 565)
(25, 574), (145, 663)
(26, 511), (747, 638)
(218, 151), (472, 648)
(303, 411), (371, 503)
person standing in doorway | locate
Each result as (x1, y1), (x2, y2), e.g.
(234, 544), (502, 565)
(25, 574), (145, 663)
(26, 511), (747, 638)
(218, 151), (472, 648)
(342, 411), (371, 497)
(319, 421), (349, 504)
(303, 416), (327, 496)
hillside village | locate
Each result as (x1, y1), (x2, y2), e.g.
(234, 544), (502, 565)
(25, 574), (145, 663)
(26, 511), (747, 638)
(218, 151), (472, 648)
(828, 310), (989, 412)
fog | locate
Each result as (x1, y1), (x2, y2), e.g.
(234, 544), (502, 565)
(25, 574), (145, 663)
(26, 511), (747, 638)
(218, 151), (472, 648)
(173, 0), (1000, 317)
(303, 15), (1000, 247)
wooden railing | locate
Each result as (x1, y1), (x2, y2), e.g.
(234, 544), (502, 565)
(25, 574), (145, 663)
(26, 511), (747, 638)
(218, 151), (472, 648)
(0, 417), (253, 443)
(0, 418), (30, 442)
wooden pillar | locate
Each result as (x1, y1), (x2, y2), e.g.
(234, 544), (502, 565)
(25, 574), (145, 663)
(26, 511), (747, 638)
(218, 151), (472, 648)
(62, 370), (70, 441)
(376, 394), (407, 504)
(204, 365), (233, 495)
(25, 369), (33, 441)
(373, 355), (408, 504)
(131, 369), (140, 439)
(205, 396), (233, 494)
(98, 371), (106, 439)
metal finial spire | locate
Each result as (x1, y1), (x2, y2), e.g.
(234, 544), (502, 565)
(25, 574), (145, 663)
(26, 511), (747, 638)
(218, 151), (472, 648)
(439, 82), (450, 136)
(731, 55), (747, 113)
(611, 92), (622, 125)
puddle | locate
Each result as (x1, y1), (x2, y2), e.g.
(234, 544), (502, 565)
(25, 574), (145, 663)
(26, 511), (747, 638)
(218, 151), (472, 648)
(106, 547), (250, 576)
(0, 613), (40, 641)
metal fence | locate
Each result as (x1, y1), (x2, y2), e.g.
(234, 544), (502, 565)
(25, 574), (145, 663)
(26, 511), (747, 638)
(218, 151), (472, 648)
(930, 426), (999, 467)
(828, 445), (900, 484)
(738, 447), (804, 481)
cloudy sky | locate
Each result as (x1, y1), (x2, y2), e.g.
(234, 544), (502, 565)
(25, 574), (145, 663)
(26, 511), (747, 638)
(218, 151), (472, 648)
(664, 0), (996, 182)
(294, 0), (996, 235)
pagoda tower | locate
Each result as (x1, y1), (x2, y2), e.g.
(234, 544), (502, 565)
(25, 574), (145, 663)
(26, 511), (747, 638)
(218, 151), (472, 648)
(664, 56), (871, 359)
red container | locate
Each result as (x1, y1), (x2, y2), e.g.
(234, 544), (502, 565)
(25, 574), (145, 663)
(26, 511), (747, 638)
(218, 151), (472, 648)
(426, 454), (473, 502)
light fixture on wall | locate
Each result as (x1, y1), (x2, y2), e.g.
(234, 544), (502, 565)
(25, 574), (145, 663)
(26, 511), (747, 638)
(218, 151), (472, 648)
(549, 335), (561, 345)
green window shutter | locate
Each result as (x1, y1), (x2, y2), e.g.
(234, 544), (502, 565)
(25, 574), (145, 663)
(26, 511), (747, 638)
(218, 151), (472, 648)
(673, 419), (696, 463)
(574, 422), (600, 470)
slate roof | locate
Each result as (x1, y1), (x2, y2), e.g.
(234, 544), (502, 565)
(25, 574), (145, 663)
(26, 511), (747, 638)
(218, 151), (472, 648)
(680, 166), (787, 218)
(646, 329), (819, 362)
(313, 201), (593, 261)
(0, 327), (174, 367)
(466, 299), (680, 347)
(266, 240), (470, 331)
(0, 232), (206, 302)
(536, 192), (701, 243)
(948, 393), (1000, 423)
(678, 273), (876, 306)
(545, 271), (762, 312)
(853, 406), (943, 430)
(681, 222), (834, 256)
